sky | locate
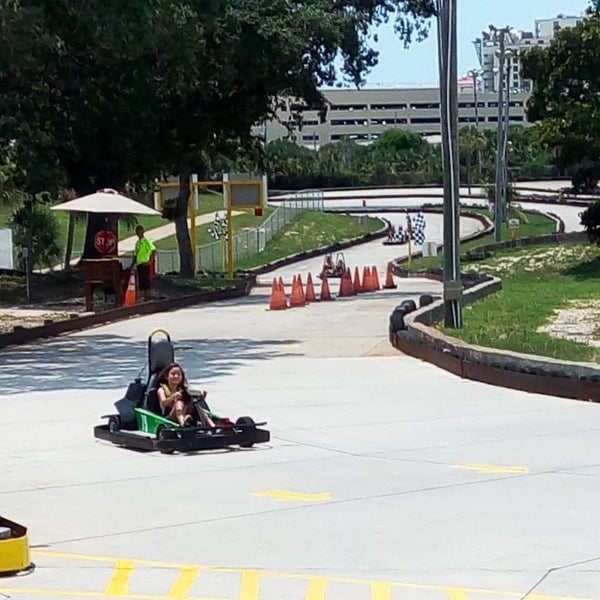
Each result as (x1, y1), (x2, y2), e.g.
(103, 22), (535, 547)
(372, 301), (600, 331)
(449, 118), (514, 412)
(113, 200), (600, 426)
(362, 0), (590, 87)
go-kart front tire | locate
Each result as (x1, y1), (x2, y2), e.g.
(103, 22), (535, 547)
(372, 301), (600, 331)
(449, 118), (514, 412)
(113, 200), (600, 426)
(156, 424), (175, 454)
(108, 416), (120, 434)
(236, 416), (256, 448)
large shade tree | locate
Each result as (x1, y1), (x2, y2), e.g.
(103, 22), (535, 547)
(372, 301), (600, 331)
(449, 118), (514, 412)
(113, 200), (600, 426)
(521, 2), (600, 190)
(0, 0), (436, 275)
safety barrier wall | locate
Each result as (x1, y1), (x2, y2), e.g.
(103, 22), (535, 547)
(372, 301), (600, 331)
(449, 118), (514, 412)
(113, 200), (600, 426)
(155, 194), (324, 274)
(390, 283), (600, 400)
(389, 230), (600, 400)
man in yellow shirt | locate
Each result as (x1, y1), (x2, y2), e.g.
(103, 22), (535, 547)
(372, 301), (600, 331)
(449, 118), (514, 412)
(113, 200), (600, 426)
(132, 225), (157, 301)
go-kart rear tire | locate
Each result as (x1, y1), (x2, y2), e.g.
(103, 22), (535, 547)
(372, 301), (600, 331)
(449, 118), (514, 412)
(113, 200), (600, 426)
(108, 416), (120, 433)
(156, 424), (175, 454)
(236, 416), (256, 448)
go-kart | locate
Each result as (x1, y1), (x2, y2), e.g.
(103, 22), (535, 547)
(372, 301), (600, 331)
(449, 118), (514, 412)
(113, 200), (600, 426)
(93, 328), (270, 453)
(319, 252), (346, 279)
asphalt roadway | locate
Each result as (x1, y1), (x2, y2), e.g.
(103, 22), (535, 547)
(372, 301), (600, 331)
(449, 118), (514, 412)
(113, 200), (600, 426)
(2, 206), (600, 600)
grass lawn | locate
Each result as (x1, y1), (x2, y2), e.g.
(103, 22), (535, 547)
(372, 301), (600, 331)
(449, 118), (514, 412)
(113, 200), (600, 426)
(234, 212), (383, 270)
(440, 243), (600, 363)
(406, 207), (557, 271)
(153, 205), (277, 251)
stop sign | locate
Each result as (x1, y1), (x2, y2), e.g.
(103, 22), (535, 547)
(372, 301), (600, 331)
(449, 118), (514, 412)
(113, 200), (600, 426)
(94, 230), (117, 255)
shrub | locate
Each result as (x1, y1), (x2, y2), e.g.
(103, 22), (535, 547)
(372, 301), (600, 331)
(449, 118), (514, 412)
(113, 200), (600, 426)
(9, 201), (61, 268)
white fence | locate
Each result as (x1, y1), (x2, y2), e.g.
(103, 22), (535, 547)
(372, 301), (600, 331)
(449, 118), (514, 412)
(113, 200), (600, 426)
(155, 191), (324, 274)
(0, 228), (14, 269)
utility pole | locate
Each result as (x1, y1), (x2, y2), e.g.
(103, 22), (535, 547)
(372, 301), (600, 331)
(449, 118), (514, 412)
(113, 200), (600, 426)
(468, 68), (482, 176)
(492, 26), (511, 242)
(437, 0), (462, 328)
(502, 55), (513, 220)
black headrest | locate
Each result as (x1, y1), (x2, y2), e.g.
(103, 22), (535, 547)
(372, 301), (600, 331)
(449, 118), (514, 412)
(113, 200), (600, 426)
(149, 339), (175, 374)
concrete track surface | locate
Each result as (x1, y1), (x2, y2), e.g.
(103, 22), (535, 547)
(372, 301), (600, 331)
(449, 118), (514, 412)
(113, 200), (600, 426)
(2, 205), (600, 600)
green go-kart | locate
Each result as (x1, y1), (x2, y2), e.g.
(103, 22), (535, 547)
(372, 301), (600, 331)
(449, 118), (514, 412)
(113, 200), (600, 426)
(93, 328), (270, 454)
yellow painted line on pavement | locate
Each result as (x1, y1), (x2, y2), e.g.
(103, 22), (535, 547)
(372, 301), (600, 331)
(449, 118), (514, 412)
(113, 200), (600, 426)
(447, 587), (471, 599)
(370, 581), (392, 600)
(104, 559), (135, 596)
(253, 489), (331, 502)
(0, 589), (158, 599)
(33, 549), (185, 567)
(240, 569), (260, 600)
(305, 575), (327, 600)
(452, 463), (530, 474)
(18, 550), (597, 600)
(168, 565), (201, 598)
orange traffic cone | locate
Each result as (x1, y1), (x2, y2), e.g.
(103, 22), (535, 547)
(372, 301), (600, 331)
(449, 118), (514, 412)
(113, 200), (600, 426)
(371, 265), (381, 291)
(362, 266), (372, 292)
(383, 262), (397, 289)
(269, 277), (287, 310)
(320, 274), (332, 301)
(123, 269), (137, 306)
(353, 266), (362, 294)
(290, 275), (306, 308)
(338, 268), (355, 297)
(297, 273), (306, 304)
(305, 273), (316, 302)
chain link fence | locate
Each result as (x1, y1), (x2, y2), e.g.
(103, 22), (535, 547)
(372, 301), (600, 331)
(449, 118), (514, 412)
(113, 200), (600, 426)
(156, 190), (324, 274)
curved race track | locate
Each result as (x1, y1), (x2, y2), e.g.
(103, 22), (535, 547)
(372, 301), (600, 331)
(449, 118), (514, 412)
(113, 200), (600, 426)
(2, 198), (600, 600)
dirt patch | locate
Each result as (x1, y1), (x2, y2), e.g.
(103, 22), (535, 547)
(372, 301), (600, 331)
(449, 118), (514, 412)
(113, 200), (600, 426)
(0, 271), (238, 334)
(537, 299), (600, 347)
(0, 307), (79, 334)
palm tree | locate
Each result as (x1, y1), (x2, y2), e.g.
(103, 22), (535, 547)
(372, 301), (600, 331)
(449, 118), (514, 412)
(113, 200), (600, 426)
(459, 126), (487, 194)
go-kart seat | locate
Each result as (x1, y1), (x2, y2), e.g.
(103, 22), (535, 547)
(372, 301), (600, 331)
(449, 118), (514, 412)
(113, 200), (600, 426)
(143, 337), (175, 415)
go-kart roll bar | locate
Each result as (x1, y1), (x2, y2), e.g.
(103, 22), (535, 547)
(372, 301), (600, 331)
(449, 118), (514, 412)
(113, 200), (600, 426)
(147, 328), (172, 376)
(148, 327), (171, 342)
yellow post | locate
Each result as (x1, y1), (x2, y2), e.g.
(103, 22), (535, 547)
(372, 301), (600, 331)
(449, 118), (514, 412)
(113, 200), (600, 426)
(226, 203), (234, 278)
(407, 236), (412, 268)
(188, 183), (196, 276)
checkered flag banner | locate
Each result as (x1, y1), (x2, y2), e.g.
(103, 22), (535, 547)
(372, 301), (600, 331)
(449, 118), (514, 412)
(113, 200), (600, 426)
(210, 211), (228, 240)
(412, 212), (426, 246)
(214, 212), (227, 228)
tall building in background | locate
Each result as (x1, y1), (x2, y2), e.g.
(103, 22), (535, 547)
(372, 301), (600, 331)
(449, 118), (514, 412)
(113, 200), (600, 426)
(475, 14), (582, 93)
(264, 87), (529, 148)
(261, 11), (582, 148)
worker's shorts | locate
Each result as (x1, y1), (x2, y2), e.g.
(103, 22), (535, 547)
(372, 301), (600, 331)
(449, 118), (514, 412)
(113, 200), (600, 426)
(137, 264), (151, 291)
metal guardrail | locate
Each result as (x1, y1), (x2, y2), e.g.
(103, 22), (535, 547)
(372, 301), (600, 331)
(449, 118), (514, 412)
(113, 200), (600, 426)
(156, 192), (324, 274)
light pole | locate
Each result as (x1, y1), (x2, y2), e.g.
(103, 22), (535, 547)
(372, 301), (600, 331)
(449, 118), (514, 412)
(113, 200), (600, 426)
(437, 0), (462, 328)
(467, 68), (482, 176)
(486, 25), (512, 241)
(502, 51), (514, 219)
